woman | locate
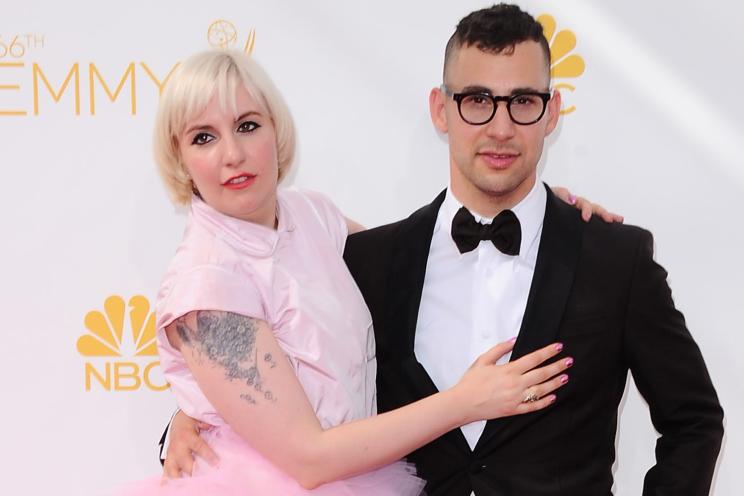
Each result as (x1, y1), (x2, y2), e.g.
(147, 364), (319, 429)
(124, 49), (576, 494)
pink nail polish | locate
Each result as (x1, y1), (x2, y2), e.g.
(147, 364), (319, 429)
(565, 358), (574, 367)
(560, 374), (569, 384)
(508, 336), (518, 343)
(568, 194), (577, 204)
(555, 342), (564, 352)
(548, 395), (556, 403)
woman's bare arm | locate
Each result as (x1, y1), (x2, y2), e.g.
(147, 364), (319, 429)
(166, 310), (571, 489)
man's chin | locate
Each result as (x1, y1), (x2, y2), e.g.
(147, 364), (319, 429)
(474, 177), (535, 203)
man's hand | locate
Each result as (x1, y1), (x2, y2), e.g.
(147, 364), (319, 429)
(552, 186), (624, 223)
(163, 411), (219, 478)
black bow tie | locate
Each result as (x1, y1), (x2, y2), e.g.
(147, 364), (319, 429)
(451, 206), (521, 255)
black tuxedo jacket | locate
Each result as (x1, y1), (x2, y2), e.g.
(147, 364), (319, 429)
(343, 185), (723, 496)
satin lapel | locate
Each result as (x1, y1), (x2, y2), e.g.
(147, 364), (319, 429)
(512, 186), (584, 360)
(384, 190), (445, 366)
(476, 184), (584, 450)
(385, 190), (473, 454)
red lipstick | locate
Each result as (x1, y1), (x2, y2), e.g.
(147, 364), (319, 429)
(222, 173), (256, 190)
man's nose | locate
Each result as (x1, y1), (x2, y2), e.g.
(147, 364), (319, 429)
(484, 103), (516, 140)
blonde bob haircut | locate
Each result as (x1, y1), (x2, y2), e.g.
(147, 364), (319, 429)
(154, 49), (296, 205)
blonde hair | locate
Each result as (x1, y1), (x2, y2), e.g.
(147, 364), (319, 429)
(154, 50), (296, 205)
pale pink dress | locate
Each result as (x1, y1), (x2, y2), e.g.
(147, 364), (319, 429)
(120, 189), (423, 495)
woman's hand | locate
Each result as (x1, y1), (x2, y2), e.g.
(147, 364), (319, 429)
(552, 186), (624, 223)
(453, 340), (573, 423)
(162, 410), (218, 478)
(165, 310), (570, 488)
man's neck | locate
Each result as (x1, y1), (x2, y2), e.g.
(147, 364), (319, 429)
(450, 176), (537, 218)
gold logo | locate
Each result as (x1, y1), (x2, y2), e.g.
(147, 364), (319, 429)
(1, 22), (257, 118)
(0, 34), (45, 59)
(0, 33), (46, 116)
(538, 14), (585, 115)
(77, 295), (167, 391)
(207, 20), (256, 54)
(77, 295), (157, 356)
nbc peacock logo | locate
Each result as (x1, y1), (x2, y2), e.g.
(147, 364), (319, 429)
(538, 14), (585, 115)
(77, 295), (168, 392)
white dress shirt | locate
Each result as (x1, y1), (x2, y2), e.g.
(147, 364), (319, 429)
(413, 180), (547, 450)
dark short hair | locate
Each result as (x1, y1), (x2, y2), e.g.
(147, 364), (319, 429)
(443, 3), (551, 80)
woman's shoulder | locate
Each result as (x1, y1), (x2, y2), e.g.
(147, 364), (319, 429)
(280, 187), (348, 251)
(156, 262), (267, 336)
(280, 186), (339, 214)
(156, 229), (268, 332)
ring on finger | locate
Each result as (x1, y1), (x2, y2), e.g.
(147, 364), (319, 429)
(522, 390), (540, 403)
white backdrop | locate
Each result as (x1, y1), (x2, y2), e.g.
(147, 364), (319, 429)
(1, 1), (741, 494)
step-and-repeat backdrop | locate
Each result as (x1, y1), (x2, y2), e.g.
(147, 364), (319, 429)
(2, 1), (741, 494)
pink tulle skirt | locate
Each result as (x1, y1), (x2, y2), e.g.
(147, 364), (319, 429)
(116, 426), (425, 495)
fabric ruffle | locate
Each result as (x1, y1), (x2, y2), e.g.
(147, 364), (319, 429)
(115, 426), (424, 496)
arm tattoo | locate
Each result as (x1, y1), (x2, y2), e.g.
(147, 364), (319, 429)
(264, 352), (277, 369)
(176, 311), (278, 405)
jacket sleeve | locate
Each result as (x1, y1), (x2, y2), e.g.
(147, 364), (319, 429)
(624, 229), (724, 495)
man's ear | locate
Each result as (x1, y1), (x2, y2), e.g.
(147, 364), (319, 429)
(429, 87), (449, 134)
(544, 89), (562, 136)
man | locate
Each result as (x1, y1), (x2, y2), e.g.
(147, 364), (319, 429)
(165, 4), (723, 494)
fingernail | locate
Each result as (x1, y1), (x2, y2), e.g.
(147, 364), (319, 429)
(560, 374), (569, 384)
(554, 342), (563, 352)
(509, 336), (518, 343)
(568, 194), (577, 205)
(548, 395), (556, 403)
(565, 358), (574, 367)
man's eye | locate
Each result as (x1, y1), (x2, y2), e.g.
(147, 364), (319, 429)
(237, 121), (259, 133)
(192, 133), (214, 145)
(469, 95), (490, 105)
(512, 95), (536, 106)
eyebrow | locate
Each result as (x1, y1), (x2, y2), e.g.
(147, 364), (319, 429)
(183, 110), (263, 136)
(460, 85), (550, 95)
(234, 110), (262, 122)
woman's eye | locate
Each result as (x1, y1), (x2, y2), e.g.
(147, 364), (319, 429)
(192, 133), (214, 145)
(237, 120), (259, 133)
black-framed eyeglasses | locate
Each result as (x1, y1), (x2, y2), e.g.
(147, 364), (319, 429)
(441, 85), (551, 126)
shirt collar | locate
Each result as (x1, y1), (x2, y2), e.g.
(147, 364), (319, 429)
(438, 179), (547, 257)
(188, 190), (294, 257)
